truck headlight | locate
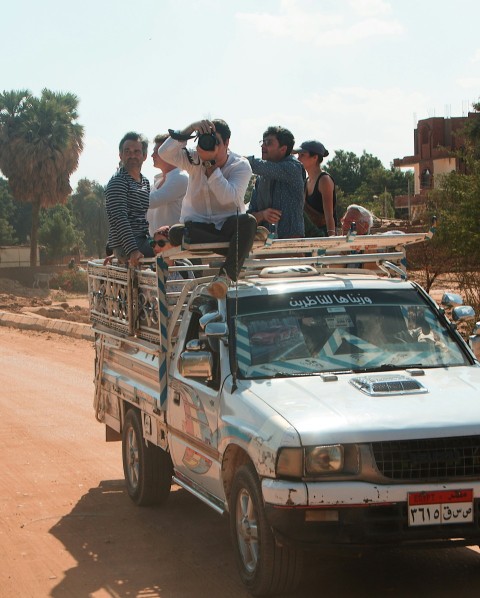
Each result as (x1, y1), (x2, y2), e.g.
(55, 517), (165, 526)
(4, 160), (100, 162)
(305, 445), (343, 474)
(276, 445), (345, 477)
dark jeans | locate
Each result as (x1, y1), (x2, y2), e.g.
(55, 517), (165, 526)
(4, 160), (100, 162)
(112, 235), (154, 261)
(169, 214), (257, 281)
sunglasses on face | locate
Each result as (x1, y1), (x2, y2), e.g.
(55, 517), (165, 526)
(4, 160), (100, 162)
(259, 139), (276, 147)
(150, 239), (168, 248)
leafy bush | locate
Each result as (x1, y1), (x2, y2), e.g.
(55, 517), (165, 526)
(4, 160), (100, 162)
(49, 269), (88, 292)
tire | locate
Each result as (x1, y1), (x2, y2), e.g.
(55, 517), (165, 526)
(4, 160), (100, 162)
(122, 408), (173, 506)
(230, 463), (303, 596)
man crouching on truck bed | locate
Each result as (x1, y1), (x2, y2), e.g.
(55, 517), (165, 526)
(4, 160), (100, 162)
(159, 118), (257, 299)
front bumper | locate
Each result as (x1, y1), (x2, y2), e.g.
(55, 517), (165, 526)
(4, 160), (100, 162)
(262, 479), (480, 548)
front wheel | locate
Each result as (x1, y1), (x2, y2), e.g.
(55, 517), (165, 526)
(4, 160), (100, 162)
(122, 409), (172, 506)
(230, 464), (303, 596)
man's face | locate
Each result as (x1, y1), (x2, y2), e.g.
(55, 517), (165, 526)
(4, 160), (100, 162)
(120, 140), (146, 171)
(261, 135), (287, 162)
(341, 209), (370, 235)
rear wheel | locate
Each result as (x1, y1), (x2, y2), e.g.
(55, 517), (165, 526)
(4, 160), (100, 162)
(230, 463), (303, 596)
(122, 409), (172, 506)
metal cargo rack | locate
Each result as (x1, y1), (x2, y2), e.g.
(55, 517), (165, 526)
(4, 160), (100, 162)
(88, 228), (434, 345)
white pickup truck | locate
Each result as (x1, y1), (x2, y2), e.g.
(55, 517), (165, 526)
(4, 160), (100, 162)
(88, 232), (480, 596)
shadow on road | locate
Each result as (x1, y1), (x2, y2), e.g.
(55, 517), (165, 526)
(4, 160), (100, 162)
(49, 479), (247, 598)
(49, 479), (480, 598)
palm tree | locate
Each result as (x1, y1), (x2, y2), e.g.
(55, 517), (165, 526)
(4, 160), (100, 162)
(0, 89), (84, 265)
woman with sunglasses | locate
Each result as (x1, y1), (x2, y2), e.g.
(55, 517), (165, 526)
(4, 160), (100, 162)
(150, 226), (194, 291)
(294, 140), (338, 237)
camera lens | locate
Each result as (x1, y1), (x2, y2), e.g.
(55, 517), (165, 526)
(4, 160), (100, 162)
(198, 133), (217, 152)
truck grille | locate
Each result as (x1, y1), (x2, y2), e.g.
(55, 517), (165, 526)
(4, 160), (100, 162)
(372, 435), (480, 480)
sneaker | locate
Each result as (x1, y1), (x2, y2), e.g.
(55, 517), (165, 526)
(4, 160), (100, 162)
(254, 226), (269, 243)
(206, 275), (230, 299)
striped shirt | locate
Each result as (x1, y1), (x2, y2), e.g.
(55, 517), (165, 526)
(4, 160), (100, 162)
(105, 167), (151, 256)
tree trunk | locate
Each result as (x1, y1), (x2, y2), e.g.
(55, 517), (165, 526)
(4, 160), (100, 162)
(30, 199), (41, 267)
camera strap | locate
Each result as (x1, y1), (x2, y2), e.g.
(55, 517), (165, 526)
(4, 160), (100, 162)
(168, 129), (195, 142)
(183, 148), (200, 166)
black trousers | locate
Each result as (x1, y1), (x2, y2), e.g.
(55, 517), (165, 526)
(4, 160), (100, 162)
(169, 214), (257, 281)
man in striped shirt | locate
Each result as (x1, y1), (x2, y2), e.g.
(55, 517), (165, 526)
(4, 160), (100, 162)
(105, 131), (154, 267)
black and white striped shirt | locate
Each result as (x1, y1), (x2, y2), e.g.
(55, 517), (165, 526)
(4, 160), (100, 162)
(105, 167), (151, 256)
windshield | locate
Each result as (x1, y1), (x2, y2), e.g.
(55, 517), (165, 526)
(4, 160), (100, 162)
(230, 288), (470, 379)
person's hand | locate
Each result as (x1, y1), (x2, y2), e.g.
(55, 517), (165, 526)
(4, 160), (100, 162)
(180, 119), (215, 137)
(128, 249), (144, 267)
(261, 208), (282, 224)
(103, 255), (113, 266)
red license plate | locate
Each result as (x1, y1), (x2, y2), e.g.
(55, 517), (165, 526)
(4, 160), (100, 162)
(408, 489), (474, 526)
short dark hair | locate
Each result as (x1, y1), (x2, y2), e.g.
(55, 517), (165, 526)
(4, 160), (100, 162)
(154, 133), (169, 146)
(263, 126), (295, 156)
(212, 119), (231, 143)
(119, 131), (148, 155)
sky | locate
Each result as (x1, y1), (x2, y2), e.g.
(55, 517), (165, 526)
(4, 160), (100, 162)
(1, 0), (479, 189)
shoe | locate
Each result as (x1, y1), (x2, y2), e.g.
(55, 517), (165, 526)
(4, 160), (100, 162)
(254, 226), (269, 243)
(206, 275), (230, 299)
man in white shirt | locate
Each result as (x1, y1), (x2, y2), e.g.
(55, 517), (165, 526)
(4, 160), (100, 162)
(146, 133), (188, 235)
(158, 118), (256, 298)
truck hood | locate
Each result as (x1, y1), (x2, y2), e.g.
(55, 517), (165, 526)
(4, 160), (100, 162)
(240, 366), (480, 445)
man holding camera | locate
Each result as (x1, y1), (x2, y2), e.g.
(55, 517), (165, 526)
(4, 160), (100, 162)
(158, 118), (256, 299)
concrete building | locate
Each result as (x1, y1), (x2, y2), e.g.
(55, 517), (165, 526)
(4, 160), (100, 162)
(394, 113), (477, 218)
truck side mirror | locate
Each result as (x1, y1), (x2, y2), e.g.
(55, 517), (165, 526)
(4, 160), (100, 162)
(205, 322), (228, 352)
(178, 351), (213, 380)
(205, 322), (228, 337)
(199, 311), (222, 330)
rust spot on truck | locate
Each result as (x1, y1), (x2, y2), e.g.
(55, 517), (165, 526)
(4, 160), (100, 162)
(285, 488), (298, 506)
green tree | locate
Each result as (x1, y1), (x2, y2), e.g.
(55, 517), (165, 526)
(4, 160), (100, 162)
(69, 178), (108, 257)
(412, 101), (480, 311)
(327, 150), (363, 195)
(327, 150), (412, 219)
(38, 204), (80, 263)
(0, 178), (18, 244)
(0, 89), (84, 265)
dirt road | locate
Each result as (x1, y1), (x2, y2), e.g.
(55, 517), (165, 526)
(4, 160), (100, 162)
(2, 326), (480, 598)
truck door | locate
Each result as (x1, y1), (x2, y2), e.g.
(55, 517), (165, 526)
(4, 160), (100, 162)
(168, 300), (225, 504)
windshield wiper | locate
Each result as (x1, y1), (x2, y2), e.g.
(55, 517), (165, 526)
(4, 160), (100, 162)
(266, 370), (353, 379)
(352, 363), (424, 373)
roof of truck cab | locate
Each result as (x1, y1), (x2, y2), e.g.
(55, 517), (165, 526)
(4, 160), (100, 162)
(222, 273), (415, 298)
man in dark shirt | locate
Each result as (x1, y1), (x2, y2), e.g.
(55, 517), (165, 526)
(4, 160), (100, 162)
(247, 126), (305, 239)
(105, 131), (154, 267)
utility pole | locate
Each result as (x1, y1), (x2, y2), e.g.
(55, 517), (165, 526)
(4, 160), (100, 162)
(407, 178), (411, 223)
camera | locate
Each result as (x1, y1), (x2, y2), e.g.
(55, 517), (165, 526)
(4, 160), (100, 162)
(197, 132), (219, 152)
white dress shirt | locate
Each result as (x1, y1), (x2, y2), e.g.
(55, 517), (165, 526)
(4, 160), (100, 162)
(146, 168), (188, 235)
(158, 137), (252, 229)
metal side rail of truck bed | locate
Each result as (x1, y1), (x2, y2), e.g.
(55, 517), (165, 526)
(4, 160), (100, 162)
(87, 229), (434, 345)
